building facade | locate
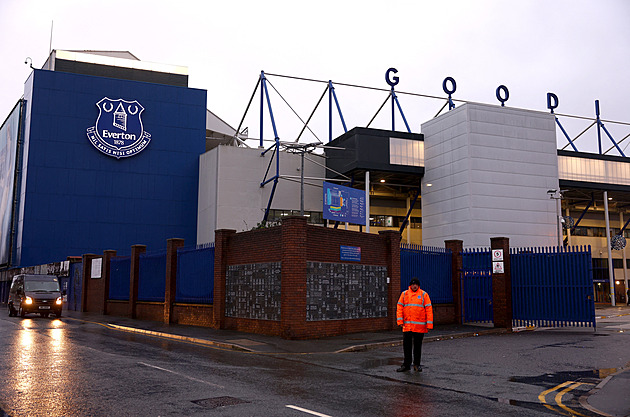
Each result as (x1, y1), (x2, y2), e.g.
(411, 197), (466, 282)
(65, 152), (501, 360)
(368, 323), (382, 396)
(0, 50), (206, 267)
(1, 51), (629, 303)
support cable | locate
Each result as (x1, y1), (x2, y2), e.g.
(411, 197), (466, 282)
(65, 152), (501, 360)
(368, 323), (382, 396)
(265, 72), (630, 127)
(266, 79), (321, 143)
(233, 77), (261, 147)
(303, 154), (351, 181)
(295, 85), (328, 143)
(560, 121), (596, 151)
(367, 94), (390, 128)
(261, 147), (276, 186)
(265, 72), (463, 103)
(433, 101), (449, 118)
(618, 132), (630, 153)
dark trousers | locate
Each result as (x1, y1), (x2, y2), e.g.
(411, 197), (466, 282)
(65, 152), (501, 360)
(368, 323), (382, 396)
(403, 331), (425, 367)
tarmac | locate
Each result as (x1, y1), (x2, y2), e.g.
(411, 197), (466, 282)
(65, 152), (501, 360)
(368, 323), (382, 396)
(60, 306), (630, 417)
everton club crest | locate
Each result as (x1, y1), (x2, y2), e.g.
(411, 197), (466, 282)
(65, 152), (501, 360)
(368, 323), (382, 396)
(86, 97), (151, 159)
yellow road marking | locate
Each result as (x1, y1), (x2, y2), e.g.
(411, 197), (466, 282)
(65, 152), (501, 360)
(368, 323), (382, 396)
(538, 381), (573, 414)
(554, 382), (587, 417)
(62, 316), (316, 355)
(538, 380), (592, 417)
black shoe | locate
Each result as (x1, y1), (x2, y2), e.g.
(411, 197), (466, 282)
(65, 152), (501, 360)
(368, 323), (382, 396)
(396, 365), (410, 372)
(413, 365), (422, 372)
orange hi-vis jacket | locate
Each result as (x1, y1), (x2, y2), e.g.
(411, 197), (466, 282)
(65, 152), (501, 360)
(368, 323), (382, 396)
(397, 287), (433, 333)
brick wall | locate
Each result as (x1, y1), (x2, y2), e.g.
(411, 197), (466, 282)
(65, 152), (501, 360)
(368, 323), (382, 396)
(215, 216), (402, 339)
(105, 300), (129, 317)
(433, 304), (456, 324)
(82, 254), (106, 313)
(77, 217), (463, 339)
(172, 304), (214, 327)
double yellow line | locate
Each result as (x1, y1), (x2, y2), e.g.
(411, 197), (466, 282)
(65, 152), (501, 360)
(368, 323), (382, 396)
(538, 381), (590, 416)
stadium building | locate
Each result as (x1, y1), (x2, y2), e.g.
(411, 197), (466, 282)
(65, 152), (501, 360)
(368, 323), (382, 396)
(1, 50), (629, 303)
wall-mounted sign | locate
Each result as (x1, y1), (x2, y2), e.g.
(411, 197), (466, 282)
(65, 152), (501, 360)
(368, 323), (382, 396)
(493, 261), (504, 274)
(340, 245), (361, 262)
(323, 181), (366, 225)
(91, 258), (102, 279)
(86, 97), (152, 159)
(492, 249), (503, 262)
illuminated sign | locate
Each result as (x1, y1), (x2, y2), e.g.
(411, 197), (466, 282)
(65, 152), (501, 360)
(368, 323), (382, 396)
(323, 181), (365, 225)
(86, 97), (151, 159)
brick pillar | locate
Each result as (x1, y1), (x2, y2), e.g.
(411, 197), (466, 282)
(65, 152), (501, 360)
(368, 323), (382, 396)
(80, 254), (98, 313)
(445, 240), (464, 324)
(101, 250), (117, 315)
(379, 230), (401, 330)
(214, 229), (236, 329)
(491, 237), (512, 331)
(129, 245), (146, 319)
(164, 238), (185, 324)
(281, 216), (308, 339)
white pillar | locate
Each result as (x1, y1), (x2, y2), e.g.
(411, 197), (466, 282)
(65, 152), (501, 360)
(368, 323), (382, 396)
(604, 191), (615, 306)
(621, 211), (629, 304)
(365, 171), (370, 233)
(566, 207), (572, 247)
(556, 196), (563, 247)
(406, 196), (411, 244)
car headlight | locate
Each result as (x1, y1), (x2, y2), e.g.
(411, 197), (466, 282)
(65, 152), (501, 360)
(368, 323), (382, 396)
(55, 297), (62, 305)
(24, 296), (33, 305)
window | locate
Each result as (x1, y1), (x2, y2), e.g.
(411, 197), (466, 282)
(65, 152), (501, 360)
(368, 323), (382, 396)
(266, 210), (324, 226)
(389, 138), (424, 167)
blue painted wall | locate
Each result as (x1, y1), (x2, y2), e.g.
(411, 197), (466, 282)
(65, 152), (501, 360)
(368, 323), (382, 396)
(16, 69), (206, 266)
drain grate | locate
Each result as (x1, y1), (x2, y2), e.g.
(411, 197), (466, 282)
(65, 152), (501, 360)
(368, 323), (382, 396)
(192, 396), (249, 409)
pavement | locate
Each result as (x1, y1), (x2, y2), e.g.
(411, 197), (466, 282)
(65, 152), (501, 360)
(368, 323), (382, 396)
(60, 305), (630, 417)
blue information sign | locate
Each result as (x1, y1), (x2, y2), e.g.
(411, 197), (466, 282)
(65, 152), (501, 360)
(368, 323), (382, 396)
(323, 181), (366, 225)
(340, 245), (361, 262)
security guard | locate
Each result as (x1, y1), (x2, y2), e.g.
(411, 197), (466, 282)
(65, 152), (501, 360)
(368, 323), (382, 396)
(396, 277), (433, 372)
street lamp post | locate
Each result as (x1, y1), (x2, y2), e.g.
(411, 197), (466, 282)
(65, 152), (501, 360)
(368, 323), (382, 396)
(548, 189), (564, 247)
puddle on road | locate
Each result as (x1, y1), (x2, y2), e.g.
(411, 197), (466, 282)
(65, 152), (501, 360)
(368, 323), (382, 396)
(360, 357), (401, 369)
(510, 368), (618, 386)
(226, 338), (268, 347)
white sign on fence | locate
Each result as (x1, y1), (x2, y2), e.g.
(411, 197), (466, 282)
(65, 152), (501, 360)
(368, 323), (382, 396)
(91, 258), (102, 279)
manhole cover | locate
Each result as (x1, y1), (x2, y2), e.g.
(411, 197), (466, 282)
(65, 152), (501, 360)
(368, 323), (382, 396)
(193, 396), (249, 409)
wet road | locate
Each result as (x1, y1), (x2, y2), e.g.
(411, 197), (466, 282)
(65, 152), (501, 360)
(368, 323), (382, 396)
(0, 311), (628, 416)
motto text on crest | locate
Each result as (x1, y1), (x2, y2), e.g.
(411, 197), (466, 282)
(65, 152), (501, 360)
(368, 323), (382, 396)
(86, 97), (151, 159)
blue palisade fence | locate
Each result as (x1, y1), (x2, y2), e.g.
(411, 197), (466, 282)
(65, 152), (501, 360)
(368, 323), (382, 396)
(176, 243), (215, 304)
(109, 256), (131, 301)
(511, 245), (595, 328)
(400, 243), (452, 303)
(138, 250), (167, 302)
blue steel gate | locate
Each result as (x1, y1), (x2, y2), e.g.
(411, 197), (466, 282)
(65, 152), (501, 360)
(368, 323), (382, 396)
(461, 249), (493, 323)
(400, 244), (453, 304)
(460, 246), (596, 328)
(66, 262), (83, 311)
(511, 246), (595, 328)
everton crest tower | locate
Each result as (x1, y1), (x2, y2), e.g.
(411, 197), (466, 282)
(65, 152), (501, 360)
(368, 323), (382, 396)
(0, 50), (206, 267)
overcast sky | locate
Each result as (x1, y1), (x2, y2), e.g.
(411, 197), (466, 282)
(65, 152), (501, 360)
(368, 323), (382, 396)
(1, 0), (629, 153)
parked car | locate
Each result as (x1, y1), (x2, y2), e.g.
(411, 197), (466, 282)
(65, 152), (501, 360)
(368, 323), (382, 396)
(7, 274), (64, 318)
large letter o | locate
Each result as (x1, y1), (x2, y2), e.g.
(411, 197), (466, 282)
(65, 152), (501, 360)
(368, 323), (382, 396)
(496, 85), (509, 106)
(443, 77), (456, 95)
